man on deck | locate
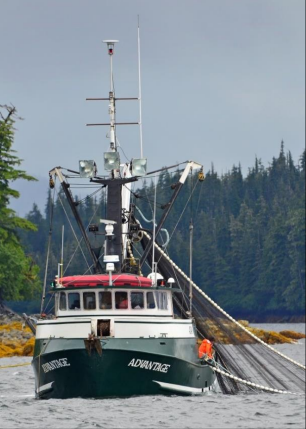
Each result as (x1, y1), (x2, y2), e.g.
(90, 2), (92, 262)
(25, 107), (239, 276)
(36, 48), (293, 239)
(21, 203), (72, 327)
(198, 336), (215, 359)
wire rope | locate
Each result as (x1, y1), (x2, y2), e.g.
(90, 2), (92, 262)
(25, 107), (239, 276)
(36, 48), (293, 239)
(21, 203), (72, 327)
(40, 183), (56, 314)
(56, 192), (92, 273)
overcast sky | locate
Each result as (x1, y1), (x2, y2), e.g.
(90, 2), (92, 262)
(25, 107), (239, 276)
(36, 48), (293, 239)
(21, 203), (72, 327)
(1, 0), (305, 214)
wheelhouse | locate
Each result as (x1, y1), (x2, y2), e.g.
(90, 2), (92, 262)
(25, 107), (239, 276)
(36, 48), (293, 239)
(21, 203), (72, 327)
(52, 274), (176, 318)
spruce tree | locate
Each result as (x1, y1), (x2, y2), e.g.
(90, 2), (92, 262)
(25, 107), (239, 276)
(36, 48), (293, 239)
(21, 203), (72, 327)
(0, 105), (40, 301)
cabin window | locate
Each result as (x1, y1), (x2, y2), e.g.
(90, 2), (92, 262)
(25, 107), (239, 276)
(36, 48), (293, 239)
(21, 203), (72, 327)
(131, 292), (144, 309)
(146, 291), (156, 309)
(83, 292), (96, 310)
(115, 291), (128, 309)
(68, 292), (81, 310)
(156, 291), (168, 310)
(59, 292), (67, 310)
(99, 291), (112, 309)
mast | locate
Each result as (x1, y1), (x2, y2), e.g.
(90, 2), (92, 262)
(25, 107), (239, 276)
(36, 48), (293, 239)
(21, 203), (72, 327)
(86, 39), (147, 273)
(102, 40), (123, 268)
(103, 40), (118, 153)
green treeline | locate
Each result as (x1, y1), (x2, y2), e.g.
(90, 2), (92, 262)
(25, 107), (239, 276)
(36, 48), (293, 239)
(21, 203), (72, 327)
(135, 143), (305, 319)
(17, 142), (305, 320)
(0, 105), (41, 304)
(2, 105), (304, 319)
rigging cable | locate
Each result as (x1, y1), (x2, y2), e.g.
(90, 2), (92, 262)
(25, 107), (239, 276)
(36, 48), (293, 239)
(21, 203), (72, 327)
(71, 186), (104, 206)
(40, 180), (56, 314)
(56, 191), (92, 274)
(155, 177), (200, 265)
(63, 187), (105, 275)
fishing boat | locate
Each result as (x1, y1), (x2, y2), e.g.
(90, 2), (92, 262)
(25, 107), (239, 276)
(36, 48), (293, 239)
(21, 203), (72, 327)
(31, 38), (216, 399)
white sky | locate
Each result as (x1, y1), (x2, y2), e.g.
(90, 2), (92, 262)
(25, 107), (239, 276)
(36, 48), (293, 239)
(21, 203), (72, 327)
(1, 0), (305, 214)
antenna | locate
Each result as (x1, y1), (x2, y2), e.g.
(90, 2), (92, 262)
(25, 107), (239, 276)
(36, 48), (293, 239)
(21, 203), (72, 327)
(189, 220), (193, 318)
(103, 40), (119, 151)
(151, 175), (157, 279)
(61, 225), (64, 278)
(189, 169), (194, 318)
(137, 16), (144, 158)
(87, 36), (146, 169)
(102, 40), (119, 92)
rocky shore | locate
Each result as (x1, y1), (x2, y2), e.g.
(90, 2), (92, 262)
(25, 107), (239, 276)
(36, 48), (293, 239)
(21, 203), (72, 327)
(0, 304), (35, 358)
(0, 304), (305, 358)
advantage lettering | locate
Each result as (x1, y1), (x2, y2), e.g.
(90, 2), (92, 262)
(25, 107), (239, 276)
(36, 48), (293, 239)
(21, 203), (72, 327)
(128, 358), (171, 373)
(42, 358), (71, 373)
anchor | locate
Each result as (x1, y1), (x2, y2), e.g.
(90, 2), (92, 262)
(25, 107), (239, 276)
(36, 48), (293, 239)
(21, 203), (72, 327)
(84, 333), (102, 356)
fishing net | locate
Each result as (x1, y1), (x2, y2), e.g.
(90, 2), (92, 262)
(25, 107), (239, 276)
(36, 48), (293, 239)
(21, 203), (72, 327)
(140, 233), (305, 395)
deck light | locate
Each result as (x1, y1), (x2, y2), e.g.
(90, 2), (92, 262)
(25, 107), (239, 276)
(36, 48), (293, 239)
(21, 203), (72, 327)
(104, 152), (120, 171)
(89, 224), (99, 233)
(167, 277), (175, 287)
(79, 160), (97, 178)
(131, 158), (147, 176)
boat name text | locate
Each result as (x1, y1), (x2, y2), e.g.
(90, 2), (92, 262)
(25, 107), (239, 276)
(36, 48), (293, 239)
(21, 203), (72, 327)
(128, 358), (171, 373)
(42, 358), (71, 373)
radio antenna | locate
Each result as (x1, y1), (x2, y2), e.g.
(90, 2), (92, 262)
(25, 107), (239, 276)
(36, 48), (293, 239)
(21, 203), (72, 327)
(138, 16), (144, 158)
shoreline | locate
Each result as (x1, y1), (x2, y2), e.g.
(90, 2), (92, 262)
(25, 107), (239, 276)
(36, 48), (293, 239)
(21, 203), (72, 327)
(1, 312), (305, 358)
(1, 304), (305, 358)
(231, 314), (305, 323)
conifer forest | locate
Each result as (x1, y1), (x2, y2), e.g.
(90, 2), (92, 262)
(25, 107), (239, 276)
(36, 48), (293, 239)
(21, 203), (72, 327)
(18, 144), (306, 320)
(1, 106), (305, 320)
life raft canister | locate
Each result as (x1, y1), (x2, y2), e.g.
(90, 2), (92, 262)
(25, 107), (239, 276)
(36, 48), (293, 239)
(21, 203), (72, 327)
(58, 274), (153, 288)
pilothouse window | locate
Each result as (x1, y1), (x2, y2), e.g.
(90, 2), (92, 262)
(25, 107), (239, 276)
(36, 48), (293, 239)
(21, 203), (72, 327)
(83, 292), (96, 310)
(156, 292), (168, 310)
(99, 292), (112, 309)
(59, 292), (67, 310)
(131, 292), (144, 309)
(115, 292), (128, 309)
(68, 292), (81, 310)
(146, 292), (156, 309)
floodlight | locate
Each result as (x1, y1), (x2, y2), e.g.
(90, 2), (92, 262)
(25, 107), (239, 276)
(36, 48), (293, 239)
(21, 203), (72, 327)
(132, 158), (147, 177)
(89, 224), (99, 233)
(79, 160), (97, 178)
(104, 152), (120, 171)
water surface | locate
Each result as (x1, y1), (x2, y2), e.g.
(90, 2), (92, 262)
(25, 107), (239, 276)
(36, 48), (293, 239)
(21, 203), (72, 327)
(0, 323), (305, 428)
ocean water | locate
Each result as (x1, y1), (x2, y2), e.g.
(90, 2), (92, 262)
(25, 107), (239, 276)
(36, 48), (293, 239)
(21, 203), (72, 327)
(0, 323), (305, 429)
